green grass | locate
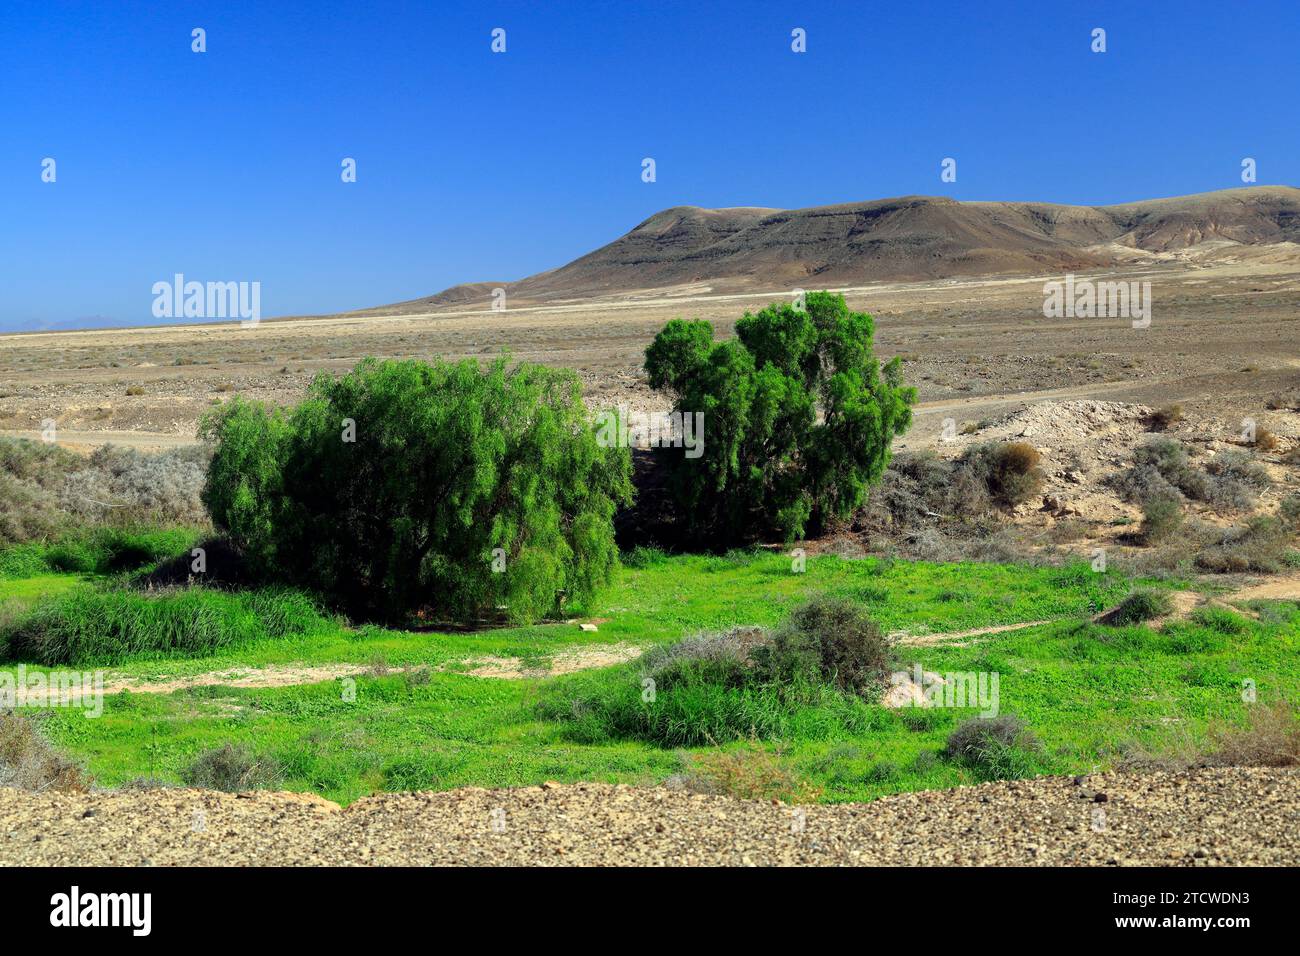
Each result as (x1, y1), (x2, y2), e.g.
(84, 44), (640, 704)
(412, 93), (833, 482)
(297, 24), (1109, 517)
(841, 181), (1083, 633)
(0, 527), (202, 579)
(11, 549), (1290, 807)
(1, 550), (1137, 680)
(1, 587), (333, 666)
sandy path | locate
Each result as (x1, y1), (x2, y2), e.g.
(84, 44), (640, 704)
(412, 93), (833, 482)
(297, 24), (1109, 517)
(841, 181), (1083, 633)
(893, 619), (1054, 647)
(98, 664), (366, 697)
(2, 768), (1295, 866)
(1228, 573), (1300, 602)
(0, 428), (196, 451)
(84, 644), (645, 698)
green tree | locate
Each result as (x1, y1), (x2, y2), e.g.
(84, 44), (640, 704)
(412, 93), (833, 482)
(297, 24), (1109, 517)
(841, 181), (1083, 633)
(644, 292), (914, 542)
(202, 357), (633, 623)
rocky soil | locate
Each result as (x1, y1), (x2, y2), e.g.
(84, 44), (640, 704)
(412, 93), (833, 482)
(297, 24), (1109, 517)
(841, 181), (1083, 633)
(3, 767), (1296, 866)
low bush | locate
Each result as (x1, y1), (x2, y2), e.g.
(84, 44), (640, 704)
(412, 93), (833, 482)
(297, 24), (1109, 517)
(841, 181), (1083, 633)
(544, 597), (887, 747)
(1139, 497), (1183, 545)
(1112, 438), (1201, 503)
(943, 715), (1044, 781)
(0, 586), (331, 666)
(1105, 589), (1174, 625)
(1148, 405), (1184, 430)
(1202, 451), (1270, 508)
(1208, 702), (1300, 768)
(1278, 494), (1300, 531)
(865, 451), (968, 528)
(953, 442), (1044, 508)
(0, 436), (209, 548)
(752, 595), (894, 696)
(0, 713), (89, 792)
(1111, 439), (1267, 513)
(1196, 516), (1294, 573)
(182, 743), (283, 791)
(641, 626), (766, 692)
(549, 674), (857, 748)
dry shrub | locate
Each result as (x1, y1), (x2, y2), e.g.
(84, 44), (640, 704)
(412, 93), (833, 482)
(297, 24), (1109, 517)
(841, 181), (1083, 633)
(1047, 519), (1090, 544)
(1196, 516), (1293, 573)
(1149, 404), (1184, 431)
(0, 712), (89, 792)
(1113, 439), (1266, 513)
(1280, 494), (1300, 531)
(990, 442), (1043, 506)
(1253, 428), (1279, 452)
(1208, 702), (1300, 768)
(754, 595), (894, 698)
(674, 740), (820, 803)
(181, 743), (282, 792)
(955, 441), (1044, 508)
(1140, 497), (1183, 545)
(1, 436), (209, 544)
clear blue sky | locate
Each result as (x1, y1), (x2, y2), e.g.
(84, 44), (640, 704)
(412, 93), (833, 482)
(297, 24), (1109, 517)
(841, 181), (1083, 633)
(2, 0), (1297, 331)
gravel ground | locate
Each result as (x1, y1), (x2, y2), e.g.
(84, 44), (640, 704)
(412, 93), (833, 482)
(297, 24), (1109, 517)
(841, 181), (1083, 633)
(2, 770), (1300, 868)
(2, 768), (1297, 866)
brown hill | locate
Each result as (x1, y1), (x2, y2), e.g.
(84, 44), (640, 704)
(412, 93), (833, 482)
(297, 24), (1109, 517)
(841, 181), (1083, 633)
(375, 186), (1300, 311)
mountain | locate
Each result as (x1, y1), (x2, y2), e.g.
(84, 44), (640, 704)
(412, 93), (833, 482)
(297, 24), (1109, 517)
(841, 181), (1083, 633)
(373, 186), (1300, 311)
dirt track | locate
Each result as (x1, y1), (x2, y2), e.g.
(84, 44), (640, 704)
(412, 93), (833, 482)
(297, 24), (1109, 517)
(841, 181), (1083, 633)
(3, 768), (1296, 866)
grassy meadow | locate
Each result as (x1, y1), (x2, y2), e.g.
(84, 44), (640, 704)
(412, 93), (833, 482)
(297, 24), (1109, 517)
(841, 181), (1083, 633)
(4, 535), (1296, 806)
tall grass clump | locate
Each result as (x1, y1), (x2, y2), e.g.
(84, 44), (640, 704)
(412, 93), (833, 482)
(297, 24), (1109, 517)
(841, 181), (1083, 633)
(0, 527), (201, 579)
(1104, 588), (1174, 626)
(0, 586), (331, 666)
(943, 715), (1045, 781)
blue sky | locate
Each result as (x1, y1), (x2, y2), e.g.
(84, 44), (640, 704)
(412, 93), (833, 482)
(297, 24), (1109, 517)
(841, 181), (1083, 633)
(1, 0), (1297, 331)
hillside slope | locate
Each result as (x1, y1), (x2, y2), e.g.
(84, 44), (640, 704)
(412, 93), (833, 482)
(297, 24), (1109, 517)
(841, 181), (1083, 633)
(375, 186), (1300, 311)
